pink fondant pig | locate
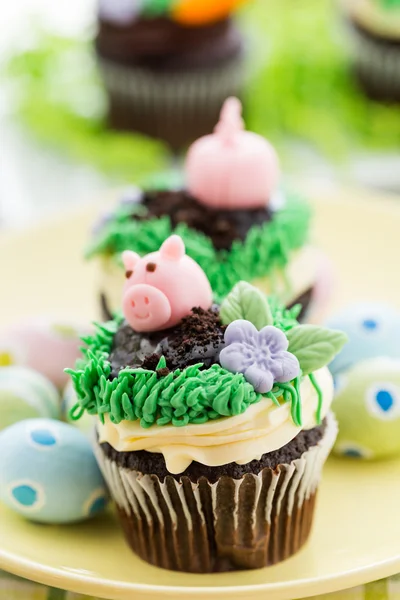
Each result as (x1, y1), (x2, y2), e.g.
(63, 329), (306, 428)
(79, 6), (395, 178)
(122, 235), (213, 332)
(186, 97), (280, 210)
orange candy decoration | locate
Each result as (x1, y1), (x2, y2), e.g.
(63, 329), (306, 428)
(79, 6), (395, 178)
(172, 0), (247, 26)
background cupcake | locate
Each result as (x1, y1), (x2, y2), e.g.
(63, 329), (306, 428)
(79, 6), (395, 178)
(68, 235), (347, 572)
(96, 0), (247, 149)
(87, 98), (330, 323)
(340, 0), (400, 102)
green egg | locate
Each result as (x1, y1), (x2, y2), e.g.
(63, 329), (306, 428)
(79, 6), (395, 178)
(333, 357), (400, 460)
(62, 380), (95, 437)
(0, 366), (60, 431)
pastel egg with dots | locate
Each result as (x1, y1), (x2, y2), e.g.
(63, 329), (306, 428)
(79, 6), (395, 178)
(0, 367), (60, 432)
(0, 318), (90, 389)
(0, 419), (108, 523)
(326, 303), (400, 377)
(62, 380), (95, 436)
(332, 358), (400, 460)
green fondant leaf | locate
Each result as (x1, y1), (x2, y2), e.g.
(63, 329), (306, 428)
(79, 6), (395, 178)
(286, 325), (348, 375)
(142, 0), (174, 16)
(220, 282), (273, 330)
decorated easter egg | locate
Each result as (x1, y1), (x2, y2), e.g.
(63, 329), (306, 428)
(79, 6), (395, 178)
(333, 357), (400, 459)
(0, 367), (60, 431)
(62, 380), (94, 436)
(0, 318), (88, 388)
(173, 0), (245, 25)
(327, 303), (400, 376)
(0, 419), (108, 523)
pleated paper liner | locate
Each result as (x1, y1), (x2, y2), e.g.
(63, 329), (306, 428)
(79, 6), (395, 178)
(346, 20), (400, 102)
(94, 412), (337, 573)
(97, 54), (244, 150)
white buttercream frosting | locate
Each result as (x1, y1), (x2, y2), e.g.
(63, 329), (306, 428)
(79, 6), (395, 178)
(341, 0), (400, 39)
(97, 367), (334, 474)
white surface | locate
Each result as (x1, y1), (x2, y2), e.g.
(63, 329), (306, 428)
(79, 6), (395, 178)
(0, 0), (108, 230)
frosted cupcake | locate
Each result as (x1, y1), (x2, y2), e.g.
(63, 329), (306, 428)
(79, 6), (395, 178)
(68, 235), (346, 572)
(340, 0), (400, 101)
(87, 98), (331, 323)
(96, 0), (246, 149)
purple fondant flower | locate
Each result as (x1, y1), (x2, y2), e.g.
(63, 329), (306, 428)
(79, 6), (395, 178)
(219, 320), (300, 393)
(98, 0), (142, 25)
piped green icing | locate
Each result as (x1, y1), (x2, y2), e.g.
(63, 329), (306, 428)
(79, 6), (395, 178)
(309, 372), (324, 425)
(67, 287), (347, 429)
(86, 191), (311, 301)
(67, 316), (306, 428)
(67, 338), (293, 427)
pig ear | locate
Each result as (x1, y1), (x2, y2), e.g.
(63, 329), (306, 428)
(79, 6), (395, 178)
(159, 235), (185, 261)
(122, 250), (140, 275)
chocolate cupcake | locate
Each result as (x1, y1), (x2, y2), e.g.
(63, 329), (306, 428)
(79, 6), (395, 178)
(87, 98), (332, 324)
(95, 0), (246, 149)
(340, 0), (400, 102)
(68, 235), (347, 572)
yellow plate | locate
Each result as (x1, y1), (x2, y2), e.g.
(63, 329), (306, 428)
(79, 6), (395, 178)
(1, 186), (400, 600)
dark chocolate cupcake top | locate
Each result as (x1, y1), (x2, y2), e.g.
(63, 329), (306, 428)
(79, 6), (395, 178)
(96, 16), (243, 69)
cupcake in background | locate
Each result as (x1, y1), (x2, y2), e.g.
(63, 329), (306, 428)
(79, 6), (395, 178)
(67, 236), (347, 572)
(87, 98), (331, 323)
(340, 0), (400, 102)
(96, 0), (247, 149)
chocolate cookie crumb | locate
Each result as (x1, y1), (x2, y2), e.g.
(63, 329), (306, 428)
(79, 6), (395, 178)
(159, 306), (226, 370)
(134, 190), (272, 251)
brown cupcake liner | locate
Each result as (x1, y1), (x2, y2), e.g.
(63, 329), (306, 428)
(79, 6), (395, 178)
(346, 20), (400, 101)
(97, 54), (245, 149)
(94, 412), (337, 572)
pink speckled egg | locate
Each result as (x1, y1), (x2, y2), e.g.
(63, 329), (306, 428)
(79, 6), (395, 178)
(0, 319), (90, 389)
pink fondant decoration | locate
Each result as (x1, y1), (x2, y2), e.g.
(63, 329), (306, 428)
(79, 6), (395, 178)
(122, 235), (213, 332)
(159, 235), (185, 261)
(186, 97), (280, 210)
(122, 250), (140, 273)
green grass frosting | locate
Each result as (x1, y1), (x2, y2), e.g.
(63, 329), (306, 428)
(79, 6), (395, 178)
(66, 303), (314, 429)
(86, 190), (311, 301)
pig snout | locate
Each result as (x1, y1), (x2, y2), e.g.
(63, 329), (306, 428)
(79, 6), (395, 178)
(122, 284), (172, 332)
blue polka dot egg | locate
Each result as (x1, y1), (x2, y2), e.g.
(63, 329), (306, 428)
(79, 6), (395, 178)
(327, 303), (400, 377)
(326, 304), (400, 460)
(0, 419), (108, 523)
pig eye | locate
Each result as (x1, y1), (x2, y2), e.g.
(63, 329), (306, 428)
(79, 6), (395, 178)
(144, 297), (149, 305)
(125, 270), (133, 279)
(146, 262), (157, 273)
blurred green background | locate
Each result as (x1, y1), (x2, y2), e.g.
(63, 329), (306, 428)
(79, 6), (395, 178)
(3, 0), (399, 185)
